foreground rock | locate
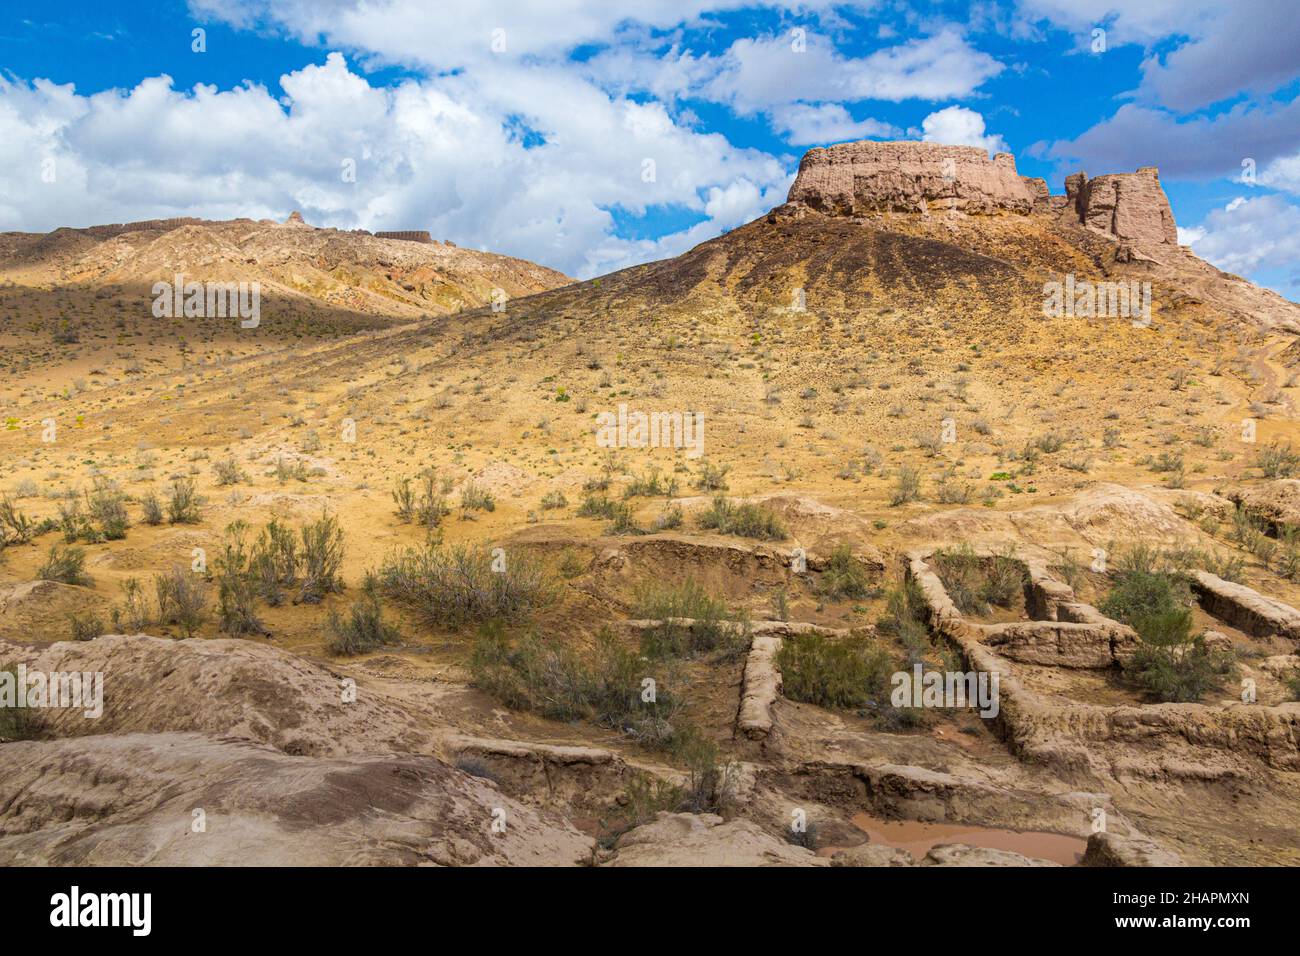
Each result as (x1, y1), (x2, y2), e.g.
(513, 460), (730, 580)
(1081, 832), (1185, 867)
(0, 733), (592, 866)
(603, 813), (824, 867)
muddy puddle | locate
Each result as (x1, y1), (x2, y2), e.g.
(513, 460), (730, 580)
(820, 812), (1088, 866)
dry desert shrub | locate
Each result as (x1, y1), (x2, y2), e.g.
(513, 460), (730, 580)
(696, 495), (786, 540)
(377, 541), (555, 628)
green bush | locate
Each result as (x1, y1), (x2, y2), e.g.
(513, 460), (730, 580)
(1258, 441), (1300, 479)
(1127, 608), (1235, 703)
(326, 576), (400, 656)
(605, 500), (641, 535)
(37, 544), (90, 586)
(86, 479), (129, 540)
(877, 578), (932, 666)
(166, 478), (201, 524)
(392, 469), (450, 528)
(0, 666), (41, 740)
(0, 496), (36, 544)
(468, 625), (682, 740)
(459, 481), (496, 515)
(930, 544), (1024, 616)
(58, 499), (98, 543)
(68, 611), (106, 642)
(140, 490), (164, 526)
(889, 465), (922, 506)
(250, 517), (298, 606)
(650, 503), (683, 531)
(577, 492), (618, 519)
(212, 457), (246, 486)
(378, 542), (556, 628)
(297, 513), (345, 604)
(623, 467), (678, 499)
(818, 544), (876, 600)
(214, 522), (267, 636)
(1100, 570), (1187, 626)
(112, 577), (150, 632)
(632, 578), (745, 659)
(696, 495), (787, 540)
(776, 632), (895, 710)
(692, 460), (730, 492)
(154, 566), (209, 639)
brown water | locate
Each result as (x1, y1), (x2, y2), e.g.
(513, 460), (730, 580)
(819, 812), (1087, 866)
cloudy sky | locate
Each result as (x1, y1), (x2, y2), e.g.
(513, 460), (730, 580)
(1, 1), (1298, 294)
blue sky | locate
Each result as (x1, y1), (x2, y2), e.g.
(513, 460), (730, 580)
(1, 1), (1298, 294)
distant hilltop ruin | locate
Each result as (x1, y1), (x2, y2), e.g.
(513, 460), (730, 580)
(281, 212), (450, 246)
(83, 217), (204, 238)
(789, 141), (1034, 216)
(373, 230), (434, 244)
(53, 212), (455, 248)
(786, 140), (1179, 251)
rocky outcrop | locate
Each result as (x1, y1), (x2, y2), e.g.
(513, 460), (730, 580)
(443, 735), (632, 808)
(83, 217), (204, 237)
(788, 140), (1034, 216)
(829, 843), (916, 866)
(602, 812), (825, 866)
(1220, 481), (1300, 535)
(1021, 176), (1051, 213)
(0, 733), (592, 866)
(919, 844), (1060, 867)
(1082, 831), (1185, 867)
(1065, 167), (1177, 247)
(829, 843), (1060, 867)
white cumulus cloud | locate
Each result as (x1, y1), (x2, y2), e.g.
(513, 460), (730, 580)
(919, 106), (1008, 154)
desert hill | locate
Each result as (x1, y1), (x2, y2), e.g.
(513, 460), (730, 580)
(2, 140), (1300, 867)
(0, 211), (570, 317)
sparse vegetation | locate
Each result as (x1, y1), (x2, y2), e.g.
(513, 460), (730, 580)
(632, 578), (746, 660)
(889, 465), (922, 506)
(166, 478), (201, 524)
(212, 457), (246, 486)
(0, 667), (41, 740)
(930, 544), (1024, 616)
(696, 495), (787, 540)
(692, 460), (731, 492)
(326, 575), (400, 656)
(37, 544), (90, 586)
(1258, 441), (1300, 479)
(378, 541), (556, 628)
(297, 513), (345, 604)
(68, 611), (106, 642)
(154, 565), (209, 638)
(214, 521), (267, 637)
(817, 544), (876, 601)
(1128, 608), (1235, 703)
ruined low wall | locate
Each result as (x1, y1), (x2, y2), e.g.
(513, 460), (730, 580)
(920, 548), (1135, 669)
(84, 217), (203, 237)
(1189, 570), (1300, 642)
(907, 553), (1300, 775)
(736, 635), (783, 741)
(374, 230), (434, 243)
(980, 620), (1134, 669)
